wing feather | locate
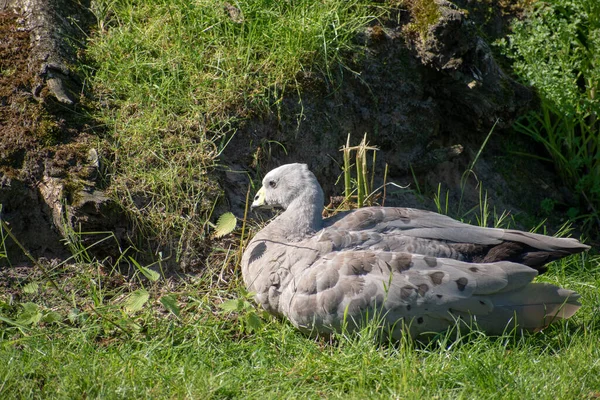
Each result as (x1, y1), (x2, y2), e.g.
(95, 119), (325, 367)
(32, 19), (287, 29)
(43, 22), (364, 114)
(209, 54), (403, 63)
(281, 250), (574, 338)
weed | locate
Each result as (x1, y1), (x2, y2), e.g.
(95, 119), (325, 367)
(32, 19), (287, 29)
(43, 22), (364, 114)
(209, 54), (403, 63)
(457, 119), (498, 216)
(500, 0), (600, 235)
(218, 289), (266, 336)
(340, 133), (380, 208)
(433, 183), (449, 216)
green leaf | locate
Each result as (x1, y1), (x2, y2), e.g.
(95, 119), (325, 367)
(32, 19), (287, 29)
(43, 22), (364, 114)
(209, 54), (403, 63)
(22, 282), (39, 294)
(119, 318), (142, 333)
(567, 207), (580, 219)
(219, 299), (242, 312)
(0, 315), (28, 329)
(130, 257), (161, 281)
(124, 289), (150, 313)
(160, 295), (180, 318)
(17, 302), (42, 325)
(42, 311), (62, 324)
(68, 308), (83, 324)
(139, 266), (160, 282)
(214, 212), (237, 238)
(21, 302), (39, 314)
(246, 311), (263, 332)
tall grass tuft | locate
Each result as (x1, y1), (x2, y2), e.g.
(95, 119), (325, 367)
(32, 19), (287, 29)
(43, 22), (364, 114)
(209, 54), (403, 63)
(340, 133), (380, 208)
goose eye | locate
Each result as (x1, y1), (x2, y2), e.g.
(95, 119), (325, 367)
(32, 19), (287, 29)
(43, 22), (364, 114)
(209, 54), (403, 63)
(268, 180), (277, 188)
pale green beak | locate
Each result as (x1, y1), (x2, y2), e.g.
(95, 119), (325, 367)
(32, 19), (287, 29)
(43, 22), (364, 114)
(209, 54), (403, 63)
(251, 187), (266, 210)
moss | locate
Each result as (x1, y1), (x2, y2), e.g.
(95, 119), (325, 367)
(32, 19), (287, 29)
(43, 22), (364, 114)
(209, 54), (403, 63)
(402, 0), (442, 40)
(37, 116), (61, 146)
(62, 178), (85, 205)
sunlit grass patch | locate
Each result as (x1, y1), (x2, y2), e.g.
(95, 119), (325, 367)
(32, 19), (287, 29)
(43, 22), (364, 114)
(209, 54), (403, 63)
(0, 195), (598, 398)
(0, 251), (598, 398)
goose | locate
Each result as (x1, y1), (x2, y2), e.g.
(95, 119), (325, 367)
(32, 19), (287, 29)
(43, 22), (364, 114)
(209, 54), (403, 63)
(241, 163), (589, 339)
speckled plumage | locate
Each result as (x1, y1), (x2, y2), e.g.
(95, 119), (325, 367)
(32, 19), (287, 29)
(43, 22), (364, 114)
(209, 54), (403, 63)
(242, 163), (588, 339)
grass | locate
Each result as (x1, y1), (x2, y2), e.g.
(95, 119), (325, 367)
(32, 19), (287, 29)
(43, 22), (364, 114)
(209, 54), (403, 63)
(84, 0), (381, 260)
(1, 179), (599, 398)
(500, 0), (600, 234)
(340, 133), (380, 208)
(1, 176), (598, 399)
(0, 250), (598, 398)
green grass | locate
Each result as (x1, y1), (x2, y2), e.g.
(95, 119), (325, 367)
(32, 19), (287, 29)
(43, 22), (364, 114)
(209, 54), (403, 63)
(1, 171), (597, 398)
(84, 0), (381, 258)
(500, 0), (600, 234)
(0, 253), (598, 399)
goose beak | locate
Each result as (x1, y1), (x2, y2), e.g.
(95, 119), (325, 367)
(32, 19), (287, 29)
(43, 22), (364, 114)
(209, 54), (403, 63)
(251, 187), (266, 210)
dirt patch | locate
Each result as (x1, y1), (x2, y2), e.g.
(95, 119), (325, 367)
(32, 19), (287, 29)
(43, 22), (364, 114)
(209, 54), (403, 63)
(0, 8), (95, 180)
